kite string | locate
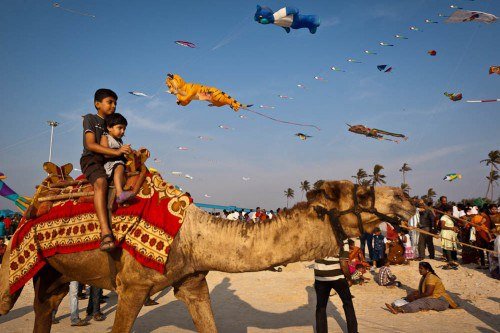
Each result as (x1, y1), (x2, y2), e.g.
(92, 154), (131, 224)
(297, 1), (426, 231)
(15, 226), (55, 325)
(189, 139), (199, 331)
(242, 107), (321, 131)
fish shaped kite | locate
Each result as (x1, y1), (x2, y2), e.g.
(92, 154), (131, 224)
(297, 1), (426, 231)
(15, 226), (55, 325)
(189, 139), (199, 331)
(259, 105), (275, 109)
(444, 92), (463, 101)
(438, 14), (450, 18)
(129, 91), (150, 97)
(425, 19), (438, 24)
(295, 133), (312, 141)
(239, 115), (247, 119)
(330, 66), (346, 72)
(184, 174), (194, 180)
(254, 5), (320, 34)
(364, 50), (377, 55)
(446, 10), (497, 23)
(450, 5), (463, 10)
(314, 76), (327, 81)
(177, 146), (189, 151)
(52, 2), (95, 18)
(428, 50), (437, 56)
(297, 84), (306, 89)
(166, 73), (252, 111)
(171, 171), (183, 176)
(489, 66), (500, 75)
(377, 65), (392, 73)
(204, 194), (211, 198)
(218, 125), (232, 130)
(347, 58), (362, 63)
(0, 172), (31, 212)
(395, 34), (408, 39)
(278, 95), (294, 99)
(347, 124), (407, 143)
(443, 173), (462, 181)
(242, 177), (251, 181)
(410, 26), (422, 32)
(174, 40), (196, 48)
(198, 136), (213, 141)
(379, 42), (394, 47)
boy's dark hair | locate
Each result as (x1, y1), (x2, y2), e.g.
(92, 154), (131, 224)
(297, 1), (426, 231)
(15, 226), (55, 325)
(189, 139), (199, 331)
(105, 113), (128, 128)
(373, 227), (381, 233)
(348, 239), (355, 246)
(355, 263), (364, 270)
(94, 88), (118, 103)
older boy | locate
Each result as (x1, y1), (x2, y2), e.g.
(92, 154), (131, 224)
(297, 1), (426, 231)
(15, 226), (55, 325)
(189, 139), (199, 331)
(80, 89), (132, 251)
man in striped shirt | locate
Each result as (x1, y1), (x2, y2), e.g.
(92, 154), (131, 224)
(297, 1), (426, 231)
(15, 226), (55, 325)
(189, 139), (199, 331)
(314, 239), (358, 333)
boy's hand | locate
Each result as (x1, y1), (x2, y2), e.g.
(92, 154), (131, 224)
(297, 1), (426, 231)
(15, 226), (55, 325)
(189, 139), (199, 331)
(117, 144), (132, 156)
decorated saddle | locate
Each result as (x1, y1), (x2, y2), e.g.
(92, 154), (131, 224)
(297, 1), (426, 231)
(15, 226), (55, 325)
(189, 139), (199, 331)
(8, 151), (191, 294)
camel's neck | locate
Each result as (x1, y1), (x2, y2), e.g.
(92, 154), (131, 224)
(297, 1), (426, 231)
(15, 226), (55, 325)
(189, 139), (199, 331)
(180, 205), (339, 273)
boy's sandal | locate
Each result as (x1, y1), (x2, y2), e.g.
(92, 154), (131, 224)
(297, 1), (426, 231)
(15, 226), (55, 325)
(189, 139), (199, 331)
(100, 234), (116, 252)
(385, 303), (399, 314)
(93, 312), (106, 321)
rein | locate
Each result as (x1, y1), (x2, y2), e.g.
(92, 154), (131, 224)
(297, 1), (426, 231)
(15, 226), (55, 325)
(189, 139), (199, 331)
(315, 184), (402, 246)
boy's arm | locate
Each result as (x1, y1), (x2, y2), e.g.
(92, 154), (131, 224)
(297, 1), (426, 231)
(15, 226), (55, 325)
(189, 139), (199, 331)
(99, 135), (115, 158)
(85, 132), (131, 156)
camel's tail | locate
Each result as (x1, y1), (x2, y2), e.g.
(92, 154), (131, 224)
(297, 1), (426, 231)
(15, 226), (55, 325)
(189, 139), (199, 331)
(0, 244), (23, 315)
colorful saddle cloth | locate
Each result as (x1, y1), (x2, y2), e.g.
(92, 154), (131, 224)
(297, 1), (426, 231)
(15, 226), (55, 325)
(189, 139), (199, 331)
(8, 172), (191, 294)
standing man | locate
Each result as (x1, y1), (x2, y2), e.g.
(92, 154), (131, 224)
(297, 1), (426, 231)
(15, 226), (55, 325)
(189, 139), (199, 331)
(314, 239), (358, 333)
(417, 200), (436, 260)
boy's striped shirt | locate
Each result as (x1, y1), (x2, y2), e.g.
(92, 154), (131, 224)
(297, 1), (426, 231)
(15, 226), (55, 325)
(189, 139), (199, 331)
(314, 239), (349, 281)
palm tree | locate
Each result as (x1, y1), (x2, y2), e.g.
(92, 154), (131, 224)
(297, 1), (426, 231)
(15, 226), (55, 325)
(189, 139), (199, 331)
(399, 163), (412, 186)
(426, 188), (436, 204)
(351, 168), (368, 185)
(300, 180), (311, 200)
(360, 179), (372, 187)
(481, 150), (500, 200)
(284, 188), (295, 208)
(400, 183), (411, 195)
(370, 164), (386, 186)
(313, 180), (324, 190)
(486, 170), (499, 200)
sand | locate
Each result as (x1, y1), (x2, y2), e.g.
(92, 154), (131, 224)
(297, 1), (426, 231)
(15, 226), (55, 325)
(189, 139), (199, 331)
(1, 242), (499, 332)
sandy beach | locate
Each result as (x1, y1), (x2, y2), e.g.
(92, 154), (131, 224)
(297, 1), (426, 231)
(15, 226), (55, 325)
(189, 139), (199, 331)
(1, 239), (499, 333)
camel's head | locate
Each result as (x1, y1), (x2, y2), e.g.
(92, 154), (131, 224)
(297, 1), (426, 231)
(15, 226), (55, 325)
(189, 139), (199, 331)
(306, 180), (415, 238)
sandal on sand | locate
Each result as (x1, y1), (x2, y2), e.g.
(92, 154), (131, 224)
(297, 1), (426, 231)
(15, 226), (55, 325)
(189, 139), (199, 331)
(93, 312), (106, 321)
(144, 298), (159, 306)
(100, 234), (116, 252)
(385, 303), (399, 314)
(71, 319), (90, 326)
(116, 191), (135, 204)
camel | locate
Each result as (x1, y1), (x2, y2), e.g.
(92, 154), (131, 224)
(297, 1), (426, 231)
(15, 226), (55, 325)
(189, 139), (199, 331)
(0, 180), (415, 332)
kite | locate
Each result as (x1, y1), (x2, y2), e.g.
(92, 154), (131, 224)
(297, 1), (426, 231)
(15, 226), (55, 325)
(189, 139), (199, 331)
(239, 115), (247, 119)
(446, 10), (497, 23)
(165, 73), (252, 111)
(443, 173), (462, 181)
(394, 34), (408, 39)
(153, 158), (161, 163)
(444, 92), (463, 101)
(489, 66), (500, 75)
(466, 99), (500, 103)
(242, 177), (251, 181)
(450, 5), (463, 10)
(410, 26), (422, 32)
(177, 146), (189, 151)
(364, 50), (377, 55)
(174, 40), (196, 48)
(347, 58), (362, 63)
(314, 76), (327, 81)
(297, 84), (306, 89)
(259, 105), (275, 109)
(330, 66), (346, 72)
(171, 171), (183, 176)
(129, 91), (150, 97)
(377, 65), (392, 72)
(295, 133), (312, 141)
(219, 125), (232, 130)
(254, 5), (320, 34)
(438, 14), (450, 18)
(425, 19), (438, 24)
(347, 124), (408, 143)
(204, 194), (211, 198)
(184, 174), (194, 180)
(52, 2), (95, 18)
(0, 172), (31, 212)
(428, 50), (437, 56)
(278, 95), (294, 99)
(198, 136), (213, 141)
(379, 42), (394, 47)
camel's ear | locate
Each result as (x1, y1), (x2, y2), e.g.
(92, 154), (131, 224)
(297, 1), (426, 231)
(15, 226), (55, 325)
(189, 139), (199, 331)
(61, 163), (73, 176)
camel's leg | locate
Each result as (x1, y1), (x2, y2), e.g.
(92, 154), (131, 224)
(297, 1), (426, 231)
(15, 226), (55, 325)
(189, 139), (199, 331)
(111, 277), (150, 333)
(32, 266), (69, 333)
(174, 272), (217, 333)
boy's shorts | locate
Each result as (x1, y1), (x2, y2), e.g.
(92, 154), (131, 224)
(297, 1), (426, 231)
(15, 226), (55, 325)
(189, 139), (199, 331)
(80, 154), (107, 185)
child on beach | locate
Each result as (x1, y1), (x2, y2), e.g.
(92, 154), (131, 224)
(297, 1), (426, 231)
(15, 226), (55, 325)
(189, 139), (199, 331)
(371, 227), (386, 271)
(80, 89), (132, 252)
(100, 113), (135, 204)
(351, 264), (370, 285)
(399, 230), (415, 260)
(375, 258), (400, 288)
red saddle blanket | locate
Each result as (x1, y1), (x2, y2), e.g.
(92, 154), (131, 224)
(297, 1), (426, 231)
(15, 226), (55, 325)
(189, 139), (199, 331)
(8, 172), (191, 294)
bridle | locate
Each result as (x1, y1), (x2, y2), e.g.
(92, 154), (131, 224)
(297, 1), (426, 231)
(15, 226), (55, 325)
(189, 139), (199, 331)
(314, 184), (402, 246)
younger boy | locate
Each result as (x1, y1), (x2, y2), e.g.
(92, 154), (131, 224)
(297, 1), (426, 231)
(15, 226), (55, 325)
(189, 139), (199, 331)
(80, 89), (132, 251)
(375, 258), (400, 288)
(350, 264), (370, 285)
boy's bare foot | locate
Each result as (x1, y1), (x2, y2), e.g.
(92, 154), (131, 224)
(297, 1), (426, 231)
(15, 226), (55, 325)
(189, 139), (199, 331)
(100, 234), (116, 252)
(116, 191), (135, 204)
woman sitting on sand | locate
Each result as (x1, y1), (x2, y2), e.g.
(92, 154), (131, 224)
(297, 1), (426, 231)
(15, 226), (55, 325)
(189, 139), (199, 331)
(385, 262), (458, 314)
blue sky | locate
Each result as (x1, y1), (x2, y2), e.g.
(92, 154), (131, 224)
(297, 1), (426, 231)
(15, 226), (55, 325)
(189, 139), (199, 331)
(0, 0), (499, 211)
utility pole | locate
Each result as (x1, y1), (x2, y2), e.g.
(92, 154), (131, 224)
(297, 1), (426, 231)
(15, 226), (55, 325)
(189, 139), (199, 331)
(47, 121), (59, 162)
